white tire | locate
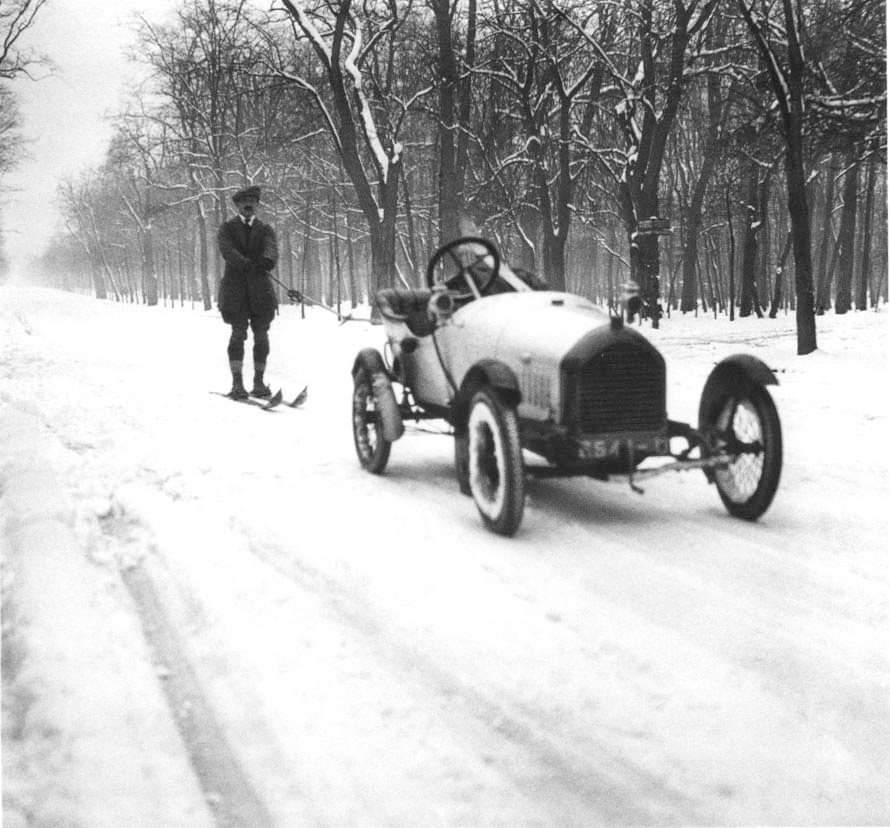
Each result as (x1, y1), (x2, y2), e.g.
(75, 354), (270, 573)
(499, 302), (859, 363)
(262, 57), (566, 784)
(467, 387), (525, 536)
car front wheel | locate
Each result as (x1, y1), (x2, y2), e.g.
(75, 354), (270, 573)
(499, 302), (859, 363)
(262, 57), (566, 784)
(466, 387), (525, 536)
(706, 386), (782, 520)
(352, 367), (392, 474)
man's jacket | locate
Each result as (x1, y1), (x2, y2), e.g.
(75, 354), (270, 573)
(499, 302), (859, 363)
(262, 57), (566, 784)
(217, 217), (279, 325)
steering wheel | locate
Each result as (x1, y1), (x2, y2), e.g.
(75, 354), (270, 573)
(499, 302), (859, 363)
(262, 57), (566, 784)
(426, 237), (501, 301)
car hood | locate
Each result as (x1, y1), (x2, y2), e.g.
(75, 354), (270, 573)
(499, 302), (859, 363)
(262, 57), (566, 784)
(452, 291), (611, 361)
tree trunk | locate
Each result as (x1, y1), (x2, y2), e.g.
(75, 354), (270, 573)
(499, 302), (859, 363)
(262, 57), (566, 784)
(756, 170), (773, 310)
(681, 70), (724, 312)
(606, 225), (617, 311)
(769, 231), (793, 318)
(177, 232), (185, 307)
(815, 157), (837, 311)
(711, 234), (726, 312)
(214, 191), (225, 292)
(542, 230), (568, 293)
(514, 203), (540, 273)
(739, 161), (762, 317)
(631, 230), (662, 327)
(623, 187), (662, 326)
(681, 188), (705, 313)
(284, 229), (295, 299)
(90, 260), (108, 300)
(857, 159), (876, 309)
(539, 89), (575, 293)
(433, 0), (461, 245)
(738, 0), (817, 353)
(196, 198), (211, 310)
(401, 173), (420, 285)
(818, 227), (842, 315)
(786, 130), (817, 353)
(834, 151), (859, 314)
(878, 230), (889, 306)
(142, 224), (158, 306)
(299, 201), (310, 318)
(377, 155), (402, 293)
(703, 235), (719, 315)
(96, 242), (122, 303)
(345, 207), (357, 308)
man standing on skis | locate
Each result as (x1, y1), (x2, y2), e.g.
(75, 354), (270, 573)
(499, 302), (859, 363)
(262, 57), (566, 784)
(217, 185), (279, 399)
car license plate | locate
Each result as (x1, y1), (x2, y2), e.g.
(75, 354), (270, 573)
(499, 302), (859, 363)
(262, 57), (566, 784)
(582, 435), (670, 460)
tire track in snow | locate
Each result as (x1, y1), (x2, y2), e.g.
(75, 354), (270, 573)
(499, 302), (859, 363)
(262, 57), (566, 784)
(120, 562), (275, 828)
(243, 535), (703, 825)
(523, 476), (890, 776)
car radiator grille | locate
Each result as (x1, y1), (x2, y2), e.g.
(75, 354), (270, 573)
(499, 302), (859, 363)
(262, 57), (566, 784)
(572, 344), (665, 433)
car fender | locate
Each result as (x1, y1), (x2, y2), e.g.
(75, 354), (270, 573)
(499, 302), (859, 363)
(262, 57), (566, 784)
(352, 348), (404, 442)
(698, 354), (778, 428)
(452, 359), (520, 428)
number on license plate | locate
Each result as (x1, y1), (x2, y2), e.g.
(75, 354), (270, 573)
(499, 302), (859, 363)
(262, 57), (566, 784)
(589, 436), (668, 459)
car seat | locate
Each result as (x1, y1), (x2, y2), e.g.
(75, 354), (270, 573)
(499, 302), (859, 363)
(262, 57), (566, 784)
(375, 288), (436, 337)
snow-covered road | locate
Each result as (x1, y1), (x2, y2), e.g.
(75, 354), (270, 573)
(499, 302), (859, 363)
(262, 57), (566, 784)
(2, 287), (888, 826)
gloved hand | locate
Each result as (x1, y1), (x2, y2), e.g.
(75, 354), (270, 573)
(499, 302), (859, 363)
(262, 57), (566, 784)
(286, 289), (303, 303)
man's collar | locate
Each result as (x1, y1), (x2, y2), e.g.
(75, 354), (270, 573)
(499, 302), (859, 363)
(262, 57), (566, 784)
(240, 216), (255, 226)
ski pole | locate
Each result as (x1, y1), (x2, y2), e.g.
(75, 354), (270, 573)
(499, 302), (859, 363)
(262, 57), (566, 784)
(268, 273), (335, 314)
(268, 273), (368, 324)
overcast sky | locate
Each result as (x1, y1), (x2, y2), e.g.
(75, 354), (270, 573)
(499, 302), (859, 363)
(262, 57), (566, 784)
(5, 0), (175, 271)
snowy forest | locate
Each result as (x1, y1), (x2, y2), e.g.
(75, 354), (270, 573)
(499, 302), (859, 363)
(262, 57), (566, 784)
(1, 0), (887, 355)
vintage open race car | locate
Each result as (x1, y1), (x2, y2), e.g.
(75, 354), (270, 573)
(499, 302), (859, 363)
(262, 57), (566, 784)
(351, 237), (782, 536)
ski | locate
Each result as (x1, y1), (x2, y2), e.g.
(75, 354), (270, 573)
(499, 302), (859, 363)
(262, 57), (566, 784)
(211, 388), (283, 410)
(252, 388), (284, 409)
(288, 386), (308, 408)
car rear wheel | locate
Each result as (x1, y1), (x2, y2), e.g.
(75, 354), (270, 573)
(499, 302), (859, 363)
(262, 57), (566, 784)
(352, 367), (391, 474)
(706, 386), (782, 520)
(467, 387), (525, 536)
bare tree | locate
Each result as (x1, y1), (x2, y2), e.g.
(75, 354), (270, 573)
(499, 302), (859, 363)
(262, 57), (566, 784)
(834, 149), (859, 314)
(106, 116), (182, 306)
(0, 0), (47, 80)
(480, 2), (608, 289)
(57, 175), (125, 301)
(675, 10), (741, 314)
(856, 156), (878, 309)
(0, 0), (48, 278)
(272, 0), (424, 297)
(738, 0), (817, 353)
(36, 0), (884, 328)
(576, 0), (719, 326)
(430, 0), (477, 246)
(0, 84), (22, 178)
(138, 0), (269, 308)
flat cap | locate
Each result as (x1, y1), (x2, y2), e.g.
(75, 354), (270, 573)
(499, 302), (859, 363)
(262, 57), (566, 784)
(232, 185), (261, 204)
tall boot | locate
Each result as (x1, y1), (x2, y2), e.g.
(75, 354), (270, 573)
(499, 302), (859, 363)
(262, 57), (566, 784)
(252, 362), (271, 398)
(229, 360), (248, 399)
